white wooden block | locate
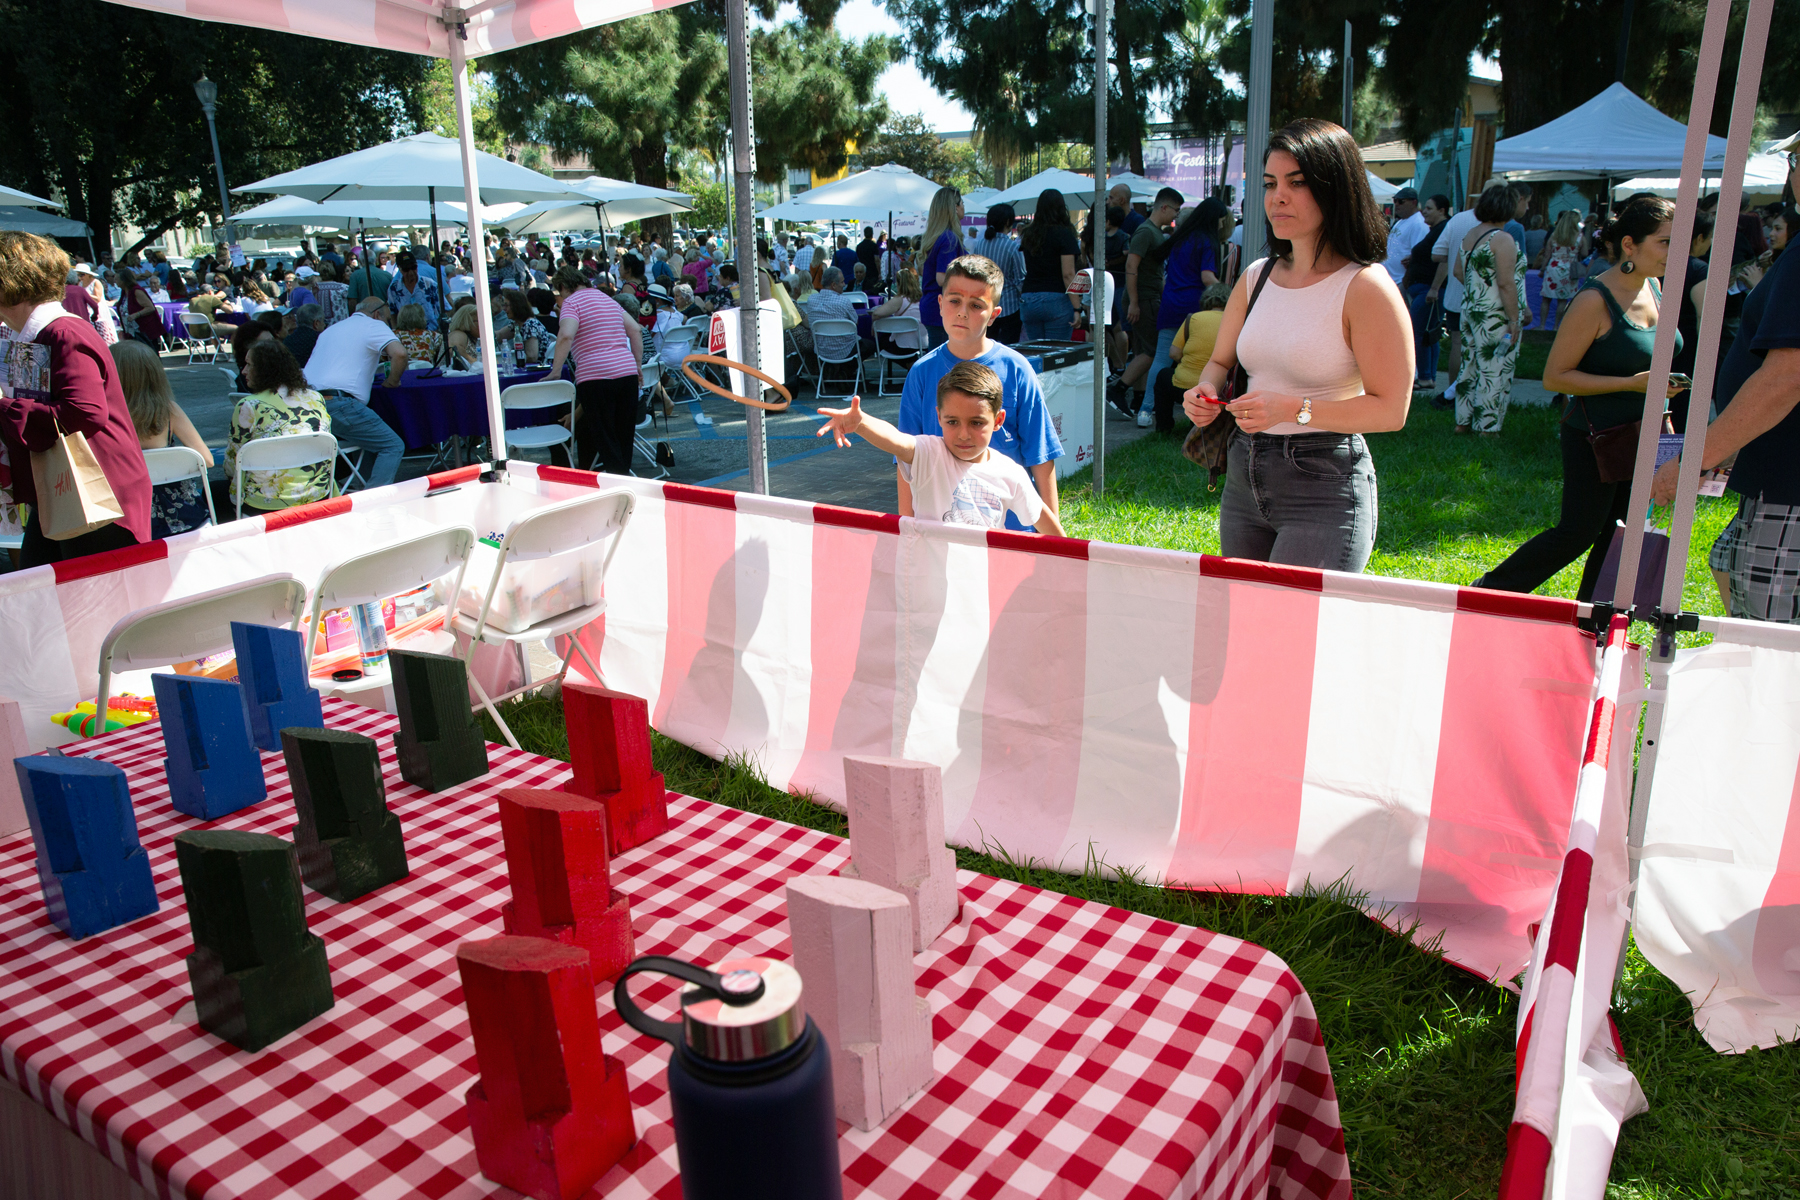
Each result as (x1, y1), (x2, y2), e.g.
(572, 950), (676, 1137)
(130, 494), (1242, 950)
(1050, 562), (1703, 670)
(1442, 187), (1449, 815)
(0, 698), (27, 838)
(786, 874), (933, 1131)
(841, 756), (960, 952)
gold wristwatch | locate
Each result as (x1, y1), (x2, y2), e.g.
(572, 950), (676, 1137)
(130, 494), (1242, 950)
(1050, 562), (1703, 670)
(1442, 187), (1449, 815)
(1296, 396), (1313, 425)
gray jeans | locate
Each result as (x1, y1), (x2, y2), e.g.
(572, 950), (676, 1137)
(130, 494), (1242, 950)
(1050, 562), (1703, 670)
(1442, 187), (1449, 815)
(1218, 431), (1377, 573)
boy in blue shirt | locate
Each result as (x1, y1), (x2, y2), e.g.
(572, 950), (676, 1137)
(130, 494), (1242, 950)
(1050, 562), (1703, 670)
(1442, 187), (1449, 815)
(896, 255), (1063, 530)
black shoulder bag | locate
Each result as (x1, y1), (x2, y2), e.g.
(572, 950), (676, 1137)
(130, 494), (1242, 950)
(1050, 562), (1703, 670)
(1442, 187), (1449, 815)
(1182, 259), (1276, 488)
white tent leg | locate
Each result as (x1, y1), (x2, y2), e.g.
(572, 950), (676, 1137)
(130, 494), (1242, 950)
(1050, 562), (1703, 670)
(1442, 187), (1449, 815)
(1091, 0), (1107, 499)
(449, 26), (505, 474)
(727, 0), (768, 494)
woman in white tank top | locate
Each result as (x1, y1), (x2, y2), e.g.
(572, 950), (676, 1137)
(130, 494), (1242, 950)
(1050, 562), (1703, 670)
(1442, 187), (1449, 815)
(1180, 119), (1416, 572)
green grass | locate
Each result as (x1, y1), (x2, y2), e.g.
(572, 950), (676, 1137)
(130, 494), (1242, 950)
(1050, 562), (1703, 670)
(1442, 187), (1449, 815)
(480, 692), (1800, 1198)
(476, 408), (1796, 1194)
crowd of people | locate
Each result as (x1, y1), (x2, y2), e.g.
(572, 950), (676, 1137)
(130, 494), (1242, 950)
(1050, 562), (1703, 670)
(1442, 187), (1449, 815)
(3, 119), (1794, 625)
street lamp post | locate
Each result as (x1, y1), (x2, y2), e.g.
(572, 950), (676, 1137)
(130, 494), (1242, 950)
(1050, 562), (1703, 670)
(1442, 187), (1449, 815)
(193, 75), (234, 246)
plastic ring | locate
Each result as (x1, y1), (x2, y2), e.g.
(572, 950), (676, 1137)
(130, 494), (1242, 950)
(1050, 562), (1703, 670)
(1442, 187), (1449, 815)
(680, 354), (792, 411)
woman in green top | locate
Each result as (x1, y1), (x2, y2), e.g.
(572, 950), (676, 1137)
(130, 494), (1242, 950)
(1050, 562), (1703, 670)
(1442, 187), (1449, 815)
(227, 339), (334, 513)
(1475, 195), (1684, 600)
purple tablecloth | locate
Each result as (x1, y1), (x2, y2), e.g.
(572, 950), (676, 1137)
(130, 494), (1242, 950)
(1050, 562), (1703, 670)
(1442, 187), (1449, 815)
(368, 367), (560, 448)
(156, 301), (188, 336)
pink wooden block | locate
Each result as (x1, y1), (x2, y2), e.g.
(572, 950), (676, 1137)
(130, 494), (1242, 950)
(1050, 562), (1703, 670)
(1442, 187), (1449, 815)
(841, 756), (960, 952)
(0, 698), (28, 838)
(785, 874), (933, 1131)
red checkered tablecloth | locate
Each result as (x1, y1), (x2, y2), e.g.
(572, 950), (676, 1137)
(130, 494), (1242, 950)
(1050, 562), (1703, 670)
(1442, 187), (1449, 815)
(0, 698), (1350, 1199)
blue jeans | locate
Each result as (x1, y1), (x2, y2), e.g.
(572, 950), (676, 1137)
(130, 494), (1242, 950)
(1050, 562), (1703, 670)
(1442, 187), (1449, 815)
(1019, 291), (1073, 342)
(1145, 327), (1179, 408)
(1219, 431), (1378, 572)
(1408, 283), (1442, 383)
(324, 395), (405, 488)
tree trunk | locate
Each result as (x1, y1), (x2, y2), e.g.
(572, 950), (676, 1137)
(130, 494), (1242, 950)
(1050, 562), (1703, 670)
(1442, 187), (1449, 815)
(1114, 33), (1144, 175)
(629, 135), (675, 242)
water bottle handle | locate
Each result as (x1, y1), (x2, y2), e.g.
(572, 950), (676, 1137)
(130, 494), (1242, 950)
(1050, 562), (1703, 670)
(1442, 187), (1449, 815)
(612, 955), (765, 1046)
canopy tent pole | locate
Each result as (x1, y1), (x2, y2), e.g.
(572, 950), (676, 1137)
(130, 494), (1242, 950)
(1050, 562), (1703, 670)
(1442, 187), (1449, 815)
(359, 219), (374, 298)
(427, 186), (448, 325)
(1091, 0), (1108, 498)
(727, 0), (767, 493)
(1242, 0), (1274, 266)
(448, 22), (506, 473)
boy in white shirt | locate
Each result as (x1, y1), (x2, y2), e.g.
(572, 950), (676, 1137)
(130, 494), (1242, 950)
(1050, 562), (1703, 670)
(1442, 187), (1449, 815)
(817, 361), (1066, 536)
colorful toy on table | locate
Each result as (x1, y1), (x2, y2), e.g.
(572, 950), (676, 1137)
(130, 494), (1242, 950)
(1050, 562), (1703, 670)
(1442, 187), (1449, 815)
(151, 673), (267, 821)
(561, 682), (668, 854)
(283, 728), (408, 902)
(174, 829), (334, 1051)
(498, 788), (633, 982)
(13, 755), (160, 939)
(231, 622), (323, 752)
(389, 648), (489, 792)
(457, 936), (635, 1200)
(50, 694), (158, 738)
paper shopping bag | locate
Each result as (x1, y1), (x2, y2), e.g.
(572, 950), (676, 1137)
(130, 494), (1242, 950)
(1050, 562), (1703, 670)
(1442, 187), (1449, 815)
(30, 421), (122, 540)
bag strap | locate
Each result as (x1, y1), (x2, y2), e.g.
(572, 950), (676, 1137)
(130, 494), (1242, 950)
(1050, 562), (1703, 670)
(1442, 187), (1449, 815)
(1244, 256), (1275, 319)
(1463, 227), (1500, 275)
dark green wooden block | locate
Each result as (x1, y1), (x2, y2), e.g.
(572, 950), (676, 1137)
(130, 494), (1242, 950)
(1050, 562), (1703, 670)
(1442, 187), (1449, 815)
(174, 830), (334, 1051)
(281, 727), (408, 902)
(389, 649), (490, 793)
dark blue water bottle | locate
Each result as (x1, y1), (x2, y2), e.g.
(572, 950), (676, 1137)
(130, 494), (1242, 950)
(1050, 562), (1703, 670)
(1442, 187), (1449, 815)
(614, 954), (842, 1200)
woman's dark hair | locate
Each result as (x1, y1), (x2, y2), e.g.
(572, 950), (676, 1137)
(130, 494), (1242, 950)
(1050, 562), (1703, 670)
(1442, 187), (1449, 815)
(1262, 118), (1387, 266)
(1151, 197), (1230, 266)
(502, 288), (533, 321)
(1429, 193), (1453, 214)
(244, 338), (309, 395)
(255, 311), (283, 335)
(1691, 210), (1717, 244)
(232, 320), (274, 374)
(528, 286), (557, 317)
(983, 203), (1016, 238)
(1601, 195), (1675, 256)
(1020, 190), (1072, 257)
(551, 264), (588, 294)
(1474, 183), (1515, 225)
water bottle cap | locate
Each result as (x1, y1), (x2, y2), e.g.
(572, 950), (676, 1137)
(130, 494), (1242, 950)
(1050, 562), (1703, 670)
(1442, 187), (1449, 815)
(680, 956), (805, 1062)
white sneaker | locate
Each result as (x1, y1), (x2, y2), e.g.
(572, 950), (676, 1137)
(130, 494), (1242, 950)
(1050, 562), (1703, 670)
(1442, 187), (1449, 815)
(1136, 410), (1152, 428)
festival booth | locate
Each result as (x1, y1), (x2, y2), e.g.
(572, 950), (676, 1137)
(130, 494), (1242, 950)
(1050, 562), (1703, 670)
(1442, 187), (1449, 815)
(1492, 81), (1729, 181)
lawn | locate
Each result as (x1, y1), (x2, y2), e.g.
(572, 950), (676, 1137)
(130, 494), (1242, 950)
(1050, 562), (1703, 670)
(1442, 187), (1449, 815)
(484, 398), (1798, 1197)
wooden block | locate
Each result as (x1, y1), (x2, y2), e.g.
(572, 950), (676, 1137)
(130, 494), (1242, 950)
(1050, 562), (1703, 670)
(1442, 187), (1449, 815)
(389, 649), (490, 792)
(458, 935), (634, 1200)
(231, 621), (324, 752)
(13, 756), (159, 940)
(497, 788), (634, 982)
(282, 728), (408, 902)
(174, 830), (334, 1051)
(0, 697), (28, 837)
(841, 756), (960, 952)
(561, 682), (667, 853)
(785, 874), (933, 1131)
(151, 673), (267, 821)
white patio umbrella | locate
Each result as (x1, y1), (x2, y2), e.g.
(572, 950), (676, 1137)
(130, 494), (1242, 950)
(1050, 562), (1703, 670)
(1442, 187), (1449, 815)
(0, 183), (62, 209)
(230, 195), (512, 229)
(1104, 172), (1159, 203)
(759, 163), (948, 220)
(992, 168), (1098, 215)
(499, 176), (693, 235)
(960, 186), (1003, 213)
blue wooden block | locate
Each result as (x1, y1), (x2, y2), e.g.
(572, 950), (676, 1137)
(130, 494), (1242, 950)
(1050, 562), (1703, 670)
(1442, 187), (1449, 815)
(152, 673), (267, 821)
(230, 621), (323, 752)
(13, 755), (159, 939)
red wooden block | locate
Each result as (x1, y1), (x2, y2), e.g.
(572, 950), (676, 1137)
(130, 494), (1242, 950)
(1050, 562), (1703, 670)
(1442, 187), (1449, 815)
(457, 936), (634, 1200)
(561, 682), (668, 853)
(497, 788), (635, 982)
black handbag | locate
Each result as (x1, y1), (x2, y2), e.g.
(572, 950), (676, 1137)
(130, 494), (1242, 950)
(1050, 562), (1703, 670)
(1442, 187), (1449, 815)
(1181, 260), (1275, 488)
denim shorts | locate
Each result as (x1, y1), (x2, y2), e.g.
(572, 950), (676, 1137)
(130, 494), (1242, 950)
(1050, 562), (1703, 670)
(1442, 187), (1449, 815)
(1218, 431), (1378, 573)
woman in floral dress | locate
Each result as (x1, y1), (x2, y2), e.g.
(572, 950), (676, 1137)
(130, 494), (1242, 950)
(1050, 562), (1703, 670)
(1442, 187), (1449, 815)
(1537, 210), (1585, 328)
(227, 339), (333, 513)
(1452, 183), (1525, 435)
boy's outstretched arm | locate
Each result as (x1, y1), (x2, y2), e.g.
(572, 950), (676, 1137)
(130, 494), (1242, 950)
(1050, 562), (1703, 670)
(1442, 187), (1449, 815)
(1033, 505), (1066, 538)
(817, 394), (918, 463)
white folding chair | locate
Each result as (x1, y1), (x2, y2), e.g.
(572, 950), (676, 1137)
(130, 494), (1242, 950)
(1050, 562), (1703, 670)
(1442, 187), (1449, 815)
(234, 431), (339, 520)
(178, 312), (220, 365)
(499, 379), (575, 463)
(452, 490), (635, 749)
(303, 526), (477, 664)
(94, 575), (307, 722)
(660, 326), (704, 399)
(810, 318), (863, 399)
(872, 315), (926, 397)
(142, 445), (218, 528)
(638, 359), (666, 432)
(844, 290), (870, 307)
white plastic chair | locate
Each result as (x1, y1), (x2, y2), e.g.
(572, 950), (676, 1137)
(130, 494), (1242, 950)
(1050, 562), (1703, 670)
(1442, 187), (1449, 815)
(811, 318), (863, 399)
(499, 379), (575, 463)
(142, 445), (218, 528)
(178, 312), (221, 364)
(844, 290), (870, 307)
(660, 326), (704, 399)
(303, 526), (477, 664)
(234, 431), (339, 520)
(94, 574), (307, 722)
(452, 490), (635, 749)
(872, 315), (926, 397)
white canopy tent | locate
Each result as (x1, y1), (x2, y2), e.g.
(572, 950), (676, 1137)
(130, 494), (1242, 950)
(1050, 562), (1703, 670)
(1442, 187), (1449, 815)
(1613, 151), (1792, 199)
(1364, 171), (1401, 202)
(230, 194), (516, 230)
(0, 207), (91, 237)
(498, 176), (693, 234)
(992, 168), (1098, 215)
(0, 183), (62, 209)
(1493, 81), (1730, 180)
(759, 164), (947, 221)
